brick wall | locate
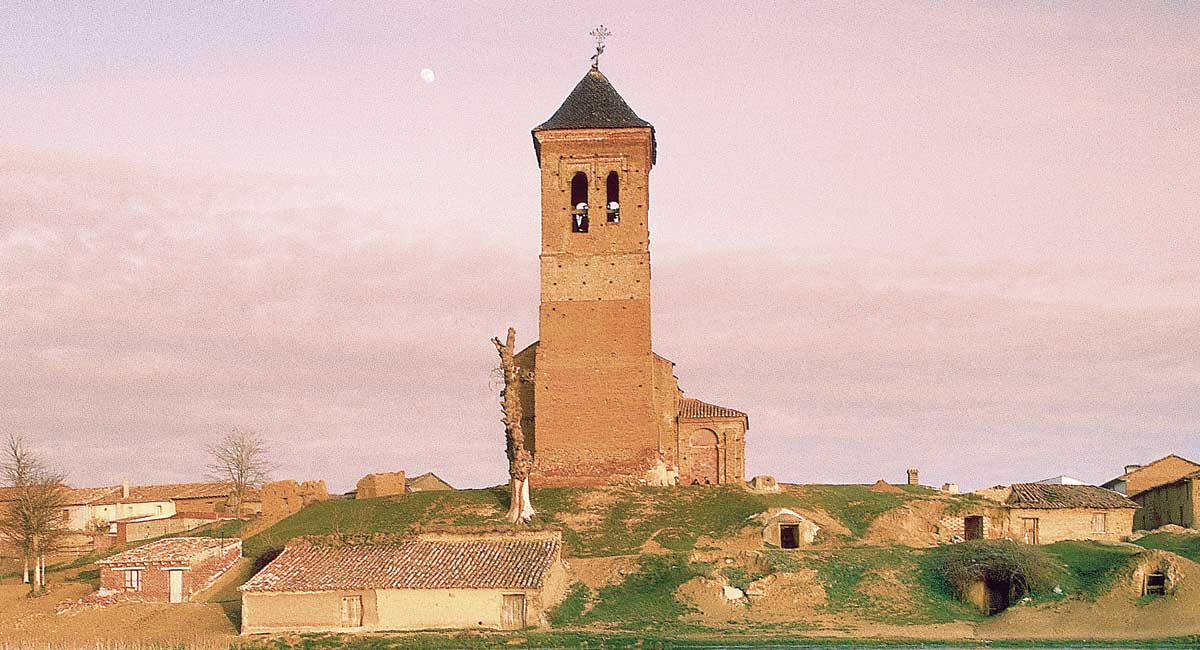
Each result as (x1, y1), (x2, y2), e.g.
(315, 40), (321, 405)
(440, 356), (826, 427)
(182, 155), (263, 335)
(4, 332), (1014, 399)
(100, 541), (240, 602)
(530, 127), (660, 486)
(677, 418), (746, 485)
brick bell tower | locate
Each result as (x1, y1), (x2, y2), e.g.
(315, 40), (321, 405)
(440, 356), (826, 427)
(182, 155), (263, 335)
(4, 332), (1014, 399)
(521, 64), (661, 486)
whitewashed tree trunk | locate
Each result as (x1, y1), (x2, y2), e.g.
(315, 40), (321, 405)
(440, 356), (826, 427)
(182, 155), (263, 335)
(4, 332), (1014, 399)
(22, 556), (29, 584)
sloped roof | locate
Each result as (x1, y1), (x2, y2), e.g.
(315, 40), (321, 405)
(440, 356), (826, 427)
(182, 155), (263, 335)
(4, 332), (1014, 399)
(1107, 454), (1200, 483)
(98, 537), (240, 566)
(680, 397), (747, 420)
(1006, 483), (1139, 510)
(58, 482), (260, 506)
(532, 68), (656, 164)
(405, 472), (454, 490)
(240, 536), (560, 593)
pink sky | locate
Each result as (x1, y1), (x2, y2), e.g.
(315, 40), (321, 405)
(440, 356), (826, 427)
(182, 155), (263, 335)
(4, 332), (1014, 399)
(1, 3), (1197, 492)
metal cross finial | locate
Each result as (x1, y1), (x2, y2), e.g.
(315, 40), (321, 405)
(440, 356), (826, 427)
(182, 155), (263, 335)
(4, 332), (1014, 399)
(589, 25), (611, 69)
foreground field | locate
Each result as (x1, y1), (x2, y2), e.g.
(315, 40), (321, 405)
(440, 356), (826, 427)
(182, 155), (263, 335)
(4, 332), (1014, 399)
(5, 484), (1200, 646)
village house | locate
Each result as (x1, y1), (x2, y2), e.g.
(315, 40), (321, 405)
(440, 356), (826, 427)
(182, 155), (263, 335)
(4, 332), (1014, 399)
(61, 481), (262, 532)
(406, 472), (454, 492)
(1130, 471), (1200, 530)
(1101, 454), (1200, 496)
(511, 64), (748, 487)
(110, 511), (233, 544)
(975, 483), (1139, 544)
(97, 537), (241, 603)
(239, 531), (567, 634)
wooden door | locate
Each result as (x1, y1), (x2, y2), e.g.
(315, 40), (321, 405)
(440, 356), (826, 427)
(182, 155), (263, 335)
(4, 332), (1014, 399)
(168, 570), (184, 603)
(1021, 518), (1039, 544)
(501, 594), (526, 630)
(964, 516), (984, 540)
(341, 595), (363, 627)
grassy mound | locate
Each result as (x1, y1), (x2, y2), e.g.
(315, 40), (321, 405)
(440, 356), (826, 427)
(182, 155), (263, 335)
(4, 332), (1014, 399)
(242, 483), (928, 561)
(934, 540), (1062, 603)
(1135, 532), (1200, 563)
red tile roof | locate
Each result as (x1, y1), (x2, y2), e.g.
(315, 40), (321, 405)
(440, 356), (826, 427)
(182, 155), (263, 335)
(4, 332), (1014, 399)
(679, 397), (747, 420)
(98, 537), (241, 566)
(57, 482), (261, 506)
(240, 536), (561, 593)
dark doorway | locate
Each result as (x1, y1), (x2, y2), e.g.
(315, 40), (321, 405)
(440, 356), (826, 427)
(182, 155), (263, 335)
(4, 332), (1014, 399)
(1145, 571), (1167, 596)
(964, 516), (984, 540)
(985, 579), (1017, 615)
(780, 524), (800, 549)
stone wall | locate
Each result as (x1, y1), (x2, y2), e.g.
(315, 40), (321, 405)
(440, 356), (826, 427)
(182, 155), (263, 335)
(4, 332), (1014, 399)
(1007, 507), (1135, 544)
(357, 472), (406, 499)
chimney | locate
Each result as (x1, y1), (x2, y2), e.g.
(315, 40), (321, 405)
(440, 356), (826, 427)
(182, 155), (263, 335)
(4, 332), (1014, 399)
(122, 480), (130, 499)
(1124, 464), (1143, 475)
(907, 468), (919, 486)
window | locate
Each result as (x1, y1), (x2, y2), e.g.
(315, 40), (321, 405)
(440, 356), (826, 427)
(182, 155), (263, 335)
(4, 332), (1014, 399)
(570, 172), (589, 233)
(605, 171), (620, 223)
(123, 569), (143, 592)
(1092, 512), (1107, 533)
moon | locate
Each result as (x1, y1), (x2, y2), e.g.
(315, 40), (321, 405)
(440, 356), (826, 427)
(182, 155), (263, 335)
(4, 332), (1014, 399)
(420, 68), (436, 84)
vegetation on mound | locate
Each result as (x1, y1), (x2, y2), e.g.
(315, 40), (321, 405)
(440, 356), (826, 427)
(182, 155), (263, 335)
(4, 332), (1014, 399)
(1043, 541), (1140, 599)
(549, 554), (708, 629)
(934, 540), (1062, 600)
(243, 483), (932, 562)
(1134, 532), (1200, 563)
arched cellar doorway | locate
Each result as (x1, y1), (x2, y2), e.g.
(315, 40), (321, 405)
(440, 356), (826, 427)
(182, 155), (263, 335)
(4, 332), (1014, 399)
(686, 429), (719, 485)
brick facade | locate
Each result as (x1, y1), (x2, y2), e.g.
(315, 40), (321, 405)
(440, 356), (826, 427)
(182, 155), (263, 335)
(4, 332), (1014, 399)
(99, 538), (241, 603)
(516, 69), (747, 487)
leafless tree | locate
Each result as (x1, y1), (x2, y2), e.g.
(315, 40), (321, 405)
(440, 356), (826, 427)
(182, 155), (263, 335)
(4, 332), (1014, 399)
(492, 328), (535, 523)
(206, 428), (272, 516)
(0, 433), (67, 594)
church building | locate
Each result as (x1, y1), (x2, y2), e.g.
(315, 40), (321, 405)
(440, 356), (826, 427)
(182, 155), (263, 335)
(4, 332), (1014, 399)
(511, 60), (748, 487)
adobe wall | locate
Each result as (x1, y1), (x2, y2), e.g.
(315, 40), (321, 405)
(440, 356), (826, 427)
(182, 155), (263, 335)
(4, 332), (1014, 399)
(356, 472), (407, 499)
(1133, 479), (1198, 530)
(242, 589), (379, 634)
(173, 496), (225, 514)
(261, 480), (329, 518)
(118, 515), (216, 543)
(1126, 456), (1200, 496)
(1007, 508), (1135, 544)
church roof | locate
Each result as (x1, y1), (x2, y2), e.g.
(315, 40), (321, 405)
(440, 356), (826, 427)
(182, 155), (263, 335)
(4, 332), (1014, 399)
(532, 67), (656, 164)
(680, 397), (747, 421)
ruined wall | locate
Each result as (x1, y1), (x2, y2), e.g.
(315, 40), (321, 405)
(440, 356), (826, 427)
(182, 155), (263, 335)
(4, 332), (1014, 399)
(261, 480), (329, 518)
(1125, 457), (1200, 496)
(1133, 478), (1198, 530)
(356, 472), (406, 499)
(531, 128), (660, 486)
(651, 354), (681, 468)
(1007, 507), (1135, 544)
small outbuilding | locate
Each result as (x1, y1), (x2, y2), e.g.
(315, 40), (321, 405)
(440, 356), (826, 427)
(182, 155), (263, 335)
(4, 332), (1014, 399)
(239, 531), (567, 634)
(97, 537), (241, 603)
(979, 483), (1139, 544)
(760, 508), (820, 549)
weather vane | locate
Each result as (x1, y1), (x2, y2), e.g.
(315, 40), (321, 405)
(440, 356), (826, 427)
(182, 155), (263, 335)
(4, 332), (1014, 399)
(589, 25), (611, 69)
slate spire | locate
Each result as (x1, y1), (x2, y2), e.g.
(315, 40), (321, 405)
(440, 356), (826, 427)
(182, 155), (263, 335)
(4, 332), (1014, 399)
(531, 68), (656, 164)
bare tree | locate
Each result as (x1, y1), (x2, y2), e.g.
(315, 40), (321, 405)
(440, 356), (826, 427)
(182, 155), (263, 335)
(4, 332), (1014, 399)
(206, 428), (272, 516)
(0, 433), (67, 594)
(492, 328), (535, 523)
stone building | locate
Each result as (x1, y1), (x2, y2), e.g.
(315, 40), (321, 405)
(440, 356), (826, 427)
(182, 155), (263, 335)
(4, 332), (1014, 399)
(239, 532), (566, 634)
(1102, 454), (1200, 496)
(1131, 471), (1200, 530)
(97, 537), (241, 603)
(510, 64), (748, 487)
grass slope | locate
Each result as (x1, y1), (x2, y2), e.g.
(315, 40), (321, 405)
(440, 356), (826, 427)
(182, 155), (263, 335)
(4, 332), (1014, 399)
(1134, 532), (1200, 562)
(243, 484), (921, 561)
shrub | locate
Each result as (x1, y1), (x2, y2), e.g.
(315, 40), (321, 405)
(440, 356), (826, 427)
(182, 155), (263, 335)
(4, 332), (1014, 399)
(937, 540), (1063, 597)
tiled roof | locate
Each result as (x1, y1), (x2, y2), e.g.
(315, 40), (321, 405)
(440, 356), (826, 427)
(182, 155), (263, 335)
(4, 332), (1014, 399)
(1106, 454), (1200, 484)
(405, 472), (454, 490)
(1006, 483), (1139, 510)
(98, 537), (240, 565)
(240, 536), (560, 593)
(679, 397), (747, 420)
(532, 68), (656, 164)
(60, 482), (261, 506)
